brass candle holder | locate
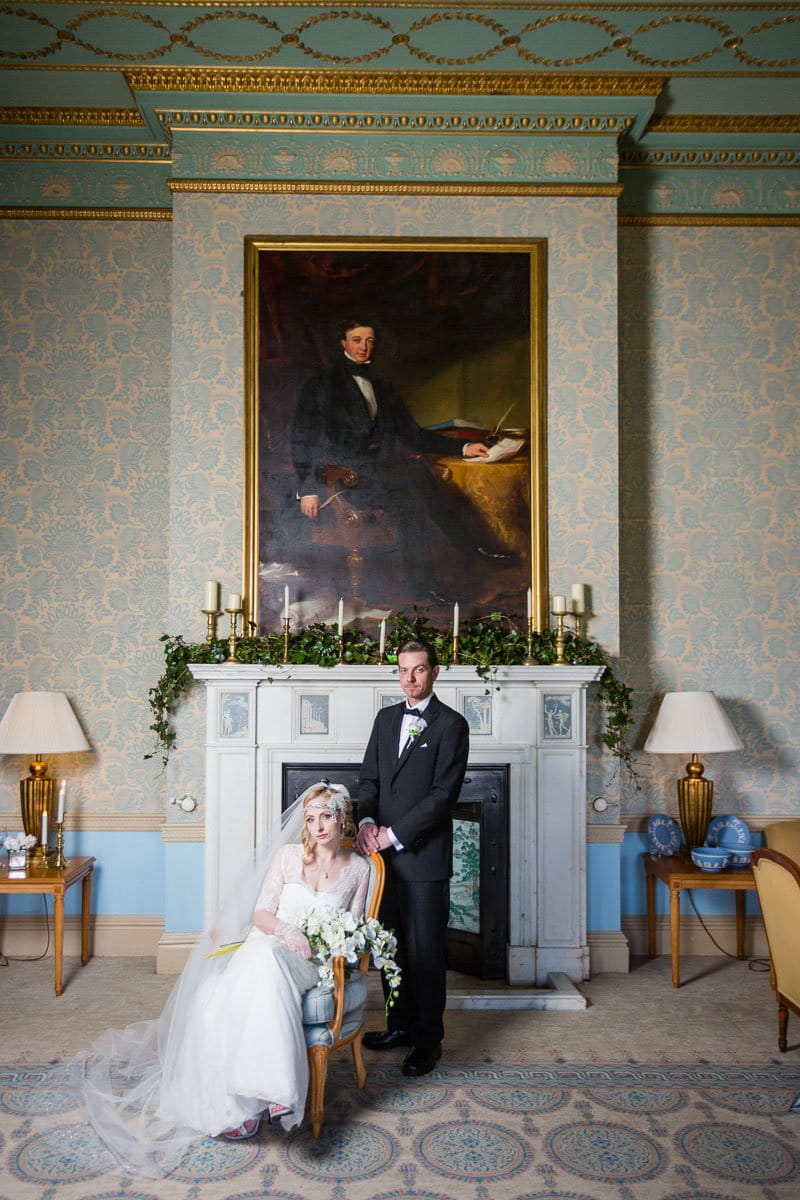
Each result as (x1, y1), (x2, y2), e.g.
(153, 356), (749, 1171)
(551, 606), (579, 665)
(525, 617), (537, 665)
(452, 633), (459, 664)
(34, 835), (50, 866)
(52, 821), (69, 870)
(202, 607), (221, 646)
(337, 632), (345, 664)
(283, 616), (290, 664)
(225, 606), (242, 663)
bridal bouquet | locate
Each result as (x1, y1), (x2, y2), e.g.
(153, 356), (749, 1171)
(300, 908), (401, 1009)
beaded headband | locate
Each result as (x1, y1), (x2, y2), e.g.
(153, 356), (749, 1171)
(302, 781), (350, 814)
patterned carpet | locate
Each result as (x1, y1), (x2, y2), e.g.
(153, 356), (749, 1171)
(1, 1058), (799, 1199)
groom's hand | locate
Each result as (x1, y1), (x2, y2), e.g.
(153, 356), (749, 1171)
(357, 823), (380, 854)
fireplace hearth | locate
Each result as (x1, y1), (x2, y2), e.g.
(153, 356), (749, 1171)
(190, 661), (602, 1005)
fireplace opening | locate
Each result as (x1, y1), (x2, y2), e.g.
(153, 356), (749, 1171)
(282, 763), (509, 980)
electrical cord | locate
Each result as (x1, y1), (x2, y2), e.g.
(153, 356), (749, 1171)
(686, 889), (770, 972)
(0, 894), (51, 966)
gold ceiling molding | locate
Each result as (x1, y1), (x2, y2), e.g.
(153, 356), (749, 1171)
(0, 106), (144, 127)
(127, 66), (666, 96)
(649, 113), (800, 133)
(168, 176), (623, 195)
(162, 108), (634, 133)
(621, 146), (797, 166)
(0, 206), (172, 220)
(620, 212), (800, 225)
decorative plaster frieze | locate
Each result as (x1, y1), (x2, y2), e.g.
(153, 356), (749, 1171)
(648, 113), (800, 134)
(620, 212), (800, 223)
(0, 205), (172, 219)
(0, 161), (172, 209)
(0, 106), (145, 127)
(621, 146), (798, 167)
(0, 143), (170, 161)
(128, 67), (666, 96)
(167, 176), (622, 194)
(1, 7), (796, 76)
(162, 109), (634, 134)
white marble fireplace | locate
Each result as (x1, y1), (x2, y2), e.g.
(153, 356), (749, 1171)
(190, 662), (602, 1001)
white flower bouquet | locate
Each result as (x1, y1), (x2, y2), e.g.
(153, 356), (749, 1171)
(3, 833), (36, 853)
(300, 907), (401, 1009)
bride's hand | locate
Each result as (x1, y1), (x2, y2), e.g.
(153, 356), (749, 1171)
(276, 921), (312, 960)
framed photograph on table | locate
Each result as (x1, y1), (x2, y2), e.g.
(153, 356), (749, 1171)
(244, 237), (548, 634)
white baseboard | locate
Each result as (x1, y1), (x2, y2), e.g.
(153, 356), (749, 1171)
(623, 914), (768, 959)
(0, 914), (162, 958)
(156, 932), (198, 974)
(588, 930), (630, 973)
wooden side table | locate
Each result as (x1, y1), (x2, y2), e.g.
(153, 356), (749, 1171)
(0, 855), (96, 996)
(644, 852), (757, 988)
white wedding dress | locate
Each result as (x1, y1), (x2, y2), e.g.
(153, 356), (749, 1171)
(157, 844), (370, 1136)
(50, 841), (370, 1178)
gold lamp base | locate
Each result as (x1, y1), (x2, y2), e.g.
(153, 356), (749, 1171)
(677, 754), (713, 849)
(20, 760), (55, 849)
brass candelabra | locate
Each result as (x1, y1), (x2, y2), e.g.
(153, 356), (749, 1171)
(52, 821), (69, 870)
(202, 606), (221, 646)
(225, 605), (243, 663)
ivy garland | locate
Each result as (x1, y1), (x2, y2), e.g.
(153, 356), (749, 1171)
(146, 611), (636, 777)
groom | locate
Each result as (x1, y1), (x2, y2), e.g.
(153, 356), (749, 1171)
(356, 639), (469, 1076)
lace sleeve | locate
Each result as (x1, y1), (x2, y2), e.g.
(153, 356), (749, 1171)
(347, 856), (371, 921)
(254, 843), (293, 914)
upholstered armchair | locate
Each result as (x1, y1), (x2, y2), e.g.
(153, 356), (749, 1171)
(763, 818), (800, 866)
(301, 849), (385, 1137)
(751, 848), (800, 1052)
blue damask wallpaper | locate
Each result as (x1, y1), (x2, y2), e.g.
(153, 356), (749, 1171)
(620, 225), (800, 816)
(0, 219), (171, 817)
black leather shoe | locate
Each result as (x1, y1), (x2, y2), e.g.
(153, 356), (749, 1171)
(401, 1044), (442, 1077)
(363, 1029), (413, 1051)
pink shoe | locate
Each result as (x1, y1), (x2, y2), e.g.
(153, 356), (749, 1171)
(267, 1102), (292, 1122)
(220, 1116), (261, 1140)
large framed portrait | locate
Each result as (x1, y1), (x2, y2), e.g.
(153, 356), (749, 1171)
(244, 237), (547, 634)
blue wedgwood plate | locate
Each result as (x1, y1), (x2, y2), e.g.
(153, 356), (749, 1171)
(706, 814), (751, 848)
(647, 813), (683, 855)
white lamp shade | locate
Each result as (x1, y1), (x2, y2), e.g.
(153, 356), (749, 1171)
(644, 690), (742, 755)
(0, 691), (91, 755)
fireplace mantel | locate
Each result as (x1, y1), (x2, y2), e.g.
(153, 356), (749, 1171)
(189, 662), (603, 993)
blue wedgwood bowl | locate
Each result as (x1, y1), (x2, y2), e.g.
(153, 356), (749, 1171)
(690, 847), (732, 872)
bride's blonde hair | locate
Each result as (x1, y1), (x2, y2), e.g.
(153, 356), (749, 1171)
(299, 782), (355, 865)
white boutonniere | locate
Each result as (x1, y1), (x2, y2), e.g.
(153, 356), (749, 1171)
(407, 719), (425, 741)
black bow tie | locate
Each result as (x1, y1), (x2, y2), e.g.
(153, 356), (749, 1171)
(403, 706), (423, 717)
(343, 355), (373, 378)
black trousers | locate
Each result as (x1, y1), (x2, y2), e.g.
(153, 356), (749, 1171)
(380, 866), (450, 1049)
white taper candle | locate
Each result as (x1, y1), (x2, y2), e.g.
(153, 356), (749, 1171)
(57, 779), (66, 825)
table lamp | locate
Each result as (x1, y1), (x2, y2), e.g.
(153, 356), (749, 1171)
(0, 691), (91, 844)
(644, 690), (743, 849)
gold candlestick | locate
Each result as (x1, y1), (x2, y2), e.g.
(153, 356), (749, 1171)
(283, 616), (290, 664)
(202, 607), (221, 646)
(225, 606), (242, 663)
(338, 633), (345, 664)
(525, 617), (537, 665)
(452, 633), (459, 664)
(553, 611), (567, 664)
(34, 833), (49, 866)
(53, 821), (69, 870)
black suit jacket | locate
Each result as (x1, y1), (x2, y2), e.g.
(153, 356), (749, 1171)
(291, 356), (460, 497)
(357, 694), (469, 882)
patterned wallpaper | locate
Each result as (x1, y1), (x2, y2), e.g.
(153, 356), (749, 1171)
(0, 219), (171, 820)
(619, 225), (800, 817)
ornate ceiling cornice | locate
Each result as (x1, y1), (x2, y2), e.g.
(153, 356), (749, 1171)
(168, 177), (623, 194)
(648, 113), (800, 133)
(127, 66), (666, 96)
(0, 106), (144, 127)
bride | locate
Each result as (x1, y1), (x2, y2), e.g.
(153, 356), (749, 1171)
(54, 782), (371, 1177)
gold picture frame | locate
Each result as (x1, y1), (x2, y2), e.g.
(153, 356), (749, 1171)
(244, 236), (548, 633)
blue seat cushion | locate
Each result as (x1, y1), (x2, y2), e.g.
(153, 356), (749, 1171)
(302, 972), (368, 1048)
